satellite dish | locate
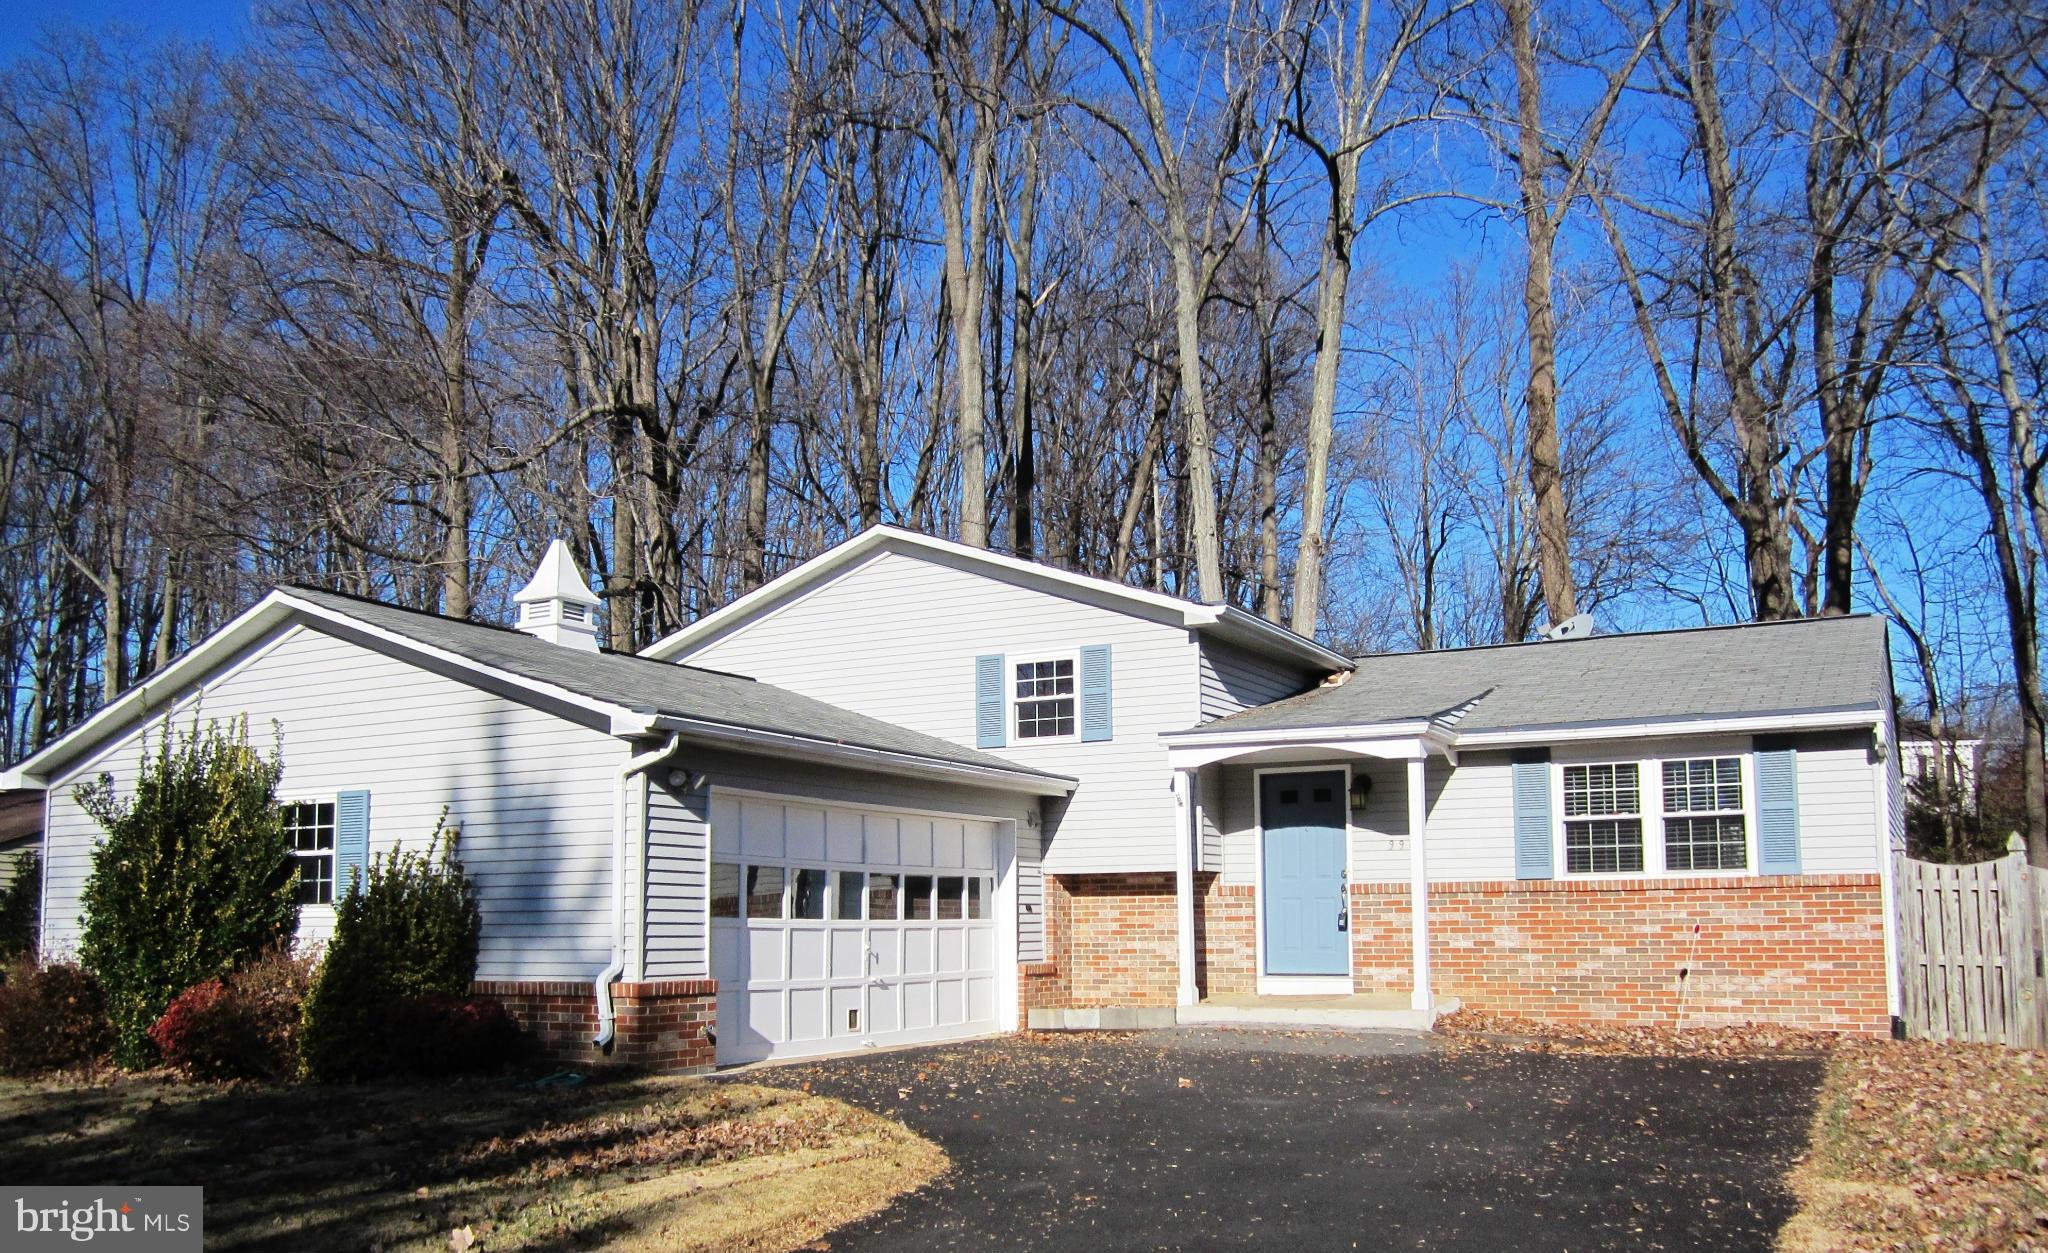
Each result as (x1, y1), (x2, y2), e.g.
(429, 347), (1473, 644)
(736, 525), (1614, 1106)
(1545, 613), (1595, 641)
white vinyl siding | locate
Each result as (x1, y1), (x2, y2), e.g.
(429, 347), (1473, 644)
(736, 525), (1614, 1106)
(680, 548), (1197, 874)
(1210, 732), (1884, 887)
(644, 778), (710, 979)
(1198, 640), (1319, 722)
(39, 624), (629, 980)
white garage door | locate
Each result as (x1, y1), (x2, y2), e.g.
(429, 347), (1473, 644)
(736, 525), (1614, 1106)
(709, 793), (1004, 1064)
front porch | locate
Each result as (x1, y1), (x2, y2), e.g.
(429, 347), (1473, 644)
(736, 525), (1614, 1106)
(1165, 723), (1448, 1017)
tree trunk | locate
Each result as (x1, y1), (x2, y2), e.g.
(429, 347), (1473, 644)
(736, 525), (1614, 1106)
(1507, 0), (1577, 628)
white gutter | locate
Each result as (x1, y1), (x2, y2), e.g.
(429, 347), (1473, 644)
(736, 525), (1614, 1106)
(649, 715), (1076, 797)
(595, 733), (682, 1049)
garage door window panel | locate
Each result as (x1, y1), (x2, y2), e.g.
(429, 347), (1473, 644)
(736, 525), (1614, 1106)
(710, 862), (741, 918)
(869, 873), (901, 919)
(747, 865), (787, 919)
(937, 877), (965, 920)
(834, 871), (865, 920)
(905, 875), (934, 920)
(792, 868), (829, 920)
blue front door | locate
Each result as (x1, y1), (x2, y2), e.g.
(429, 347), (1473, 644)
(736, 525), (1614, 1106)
(1260, 771), (1349, 976)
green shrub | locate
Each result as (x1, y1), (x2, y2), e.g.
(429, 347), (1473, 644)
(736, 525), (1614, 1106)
(376, 994), (524, 1077)
(148, 948), (313, 1081)
(75, 716), (299, 1067)
(300, 819), (482, 1081)
(0, 849), (39, 964)
(0, 959), (113, 1075)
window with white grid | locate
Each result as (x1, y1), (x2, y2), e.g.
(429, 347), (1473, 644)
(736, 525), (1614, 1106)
(1013, 657), (1076, 740)
(284, 800), (336, 906)
(1661, 757), (1748, 871)
(1562, 763), (1643, 873)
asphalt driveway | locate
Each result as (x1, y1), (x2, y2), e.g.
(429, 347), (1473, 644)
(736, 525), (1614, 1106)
(760, 1028), (1821, 1252)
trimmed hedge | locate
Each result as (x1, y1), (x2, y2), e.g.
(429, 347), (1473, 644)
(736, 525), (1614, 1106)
(300, 819), (484, 1081)
(76, 716), (298, 1067)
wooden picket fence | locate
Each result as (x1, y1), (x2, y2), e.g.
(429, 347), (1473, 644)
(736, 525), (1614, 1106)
(1895, 845), (2048, 1048)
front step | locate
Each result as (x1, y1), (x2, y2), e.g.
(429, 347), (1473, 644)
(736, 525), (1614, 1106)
(1027, 996), (1461, 1033)
(1028, 1006), (1179, 1031)
(1176, 995), (1461, 1033)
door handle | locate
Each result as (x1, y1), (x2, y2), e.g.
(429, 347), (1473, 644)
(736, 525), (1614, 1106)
(1337, 901), (1349, 933)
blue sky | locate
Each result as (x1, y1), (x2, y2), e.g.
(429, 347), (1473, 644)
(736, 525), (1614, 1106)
(0, 0), (249, 63)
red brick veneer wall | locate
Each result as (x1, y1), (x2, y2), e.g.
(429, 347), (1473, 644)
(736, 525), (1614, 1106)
(1018, 873), (1075, 1026)
(1196, 877), (1256, 996)
(1032, 870), (1888, 1035)
(473, 978), (718, 1072)
(1352, 873), (1889, 1033)
(1055, 872), (1180, 1006)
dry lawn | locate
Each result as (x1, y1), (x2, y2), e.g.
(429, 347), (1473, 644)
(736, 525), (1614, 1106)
(0, 1070), (945, 1252)
(1781, 1039), (2048, 1253)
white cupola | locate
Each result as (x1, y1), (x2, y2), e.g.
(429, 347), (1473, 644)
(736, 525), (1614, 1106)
(513, 539), (603, 651)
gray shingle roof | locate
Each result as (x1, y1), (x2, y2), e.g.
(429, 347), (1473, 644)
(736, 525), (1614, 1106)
(1188, 615), (1890, 736)
(286, 587), (1065, 782)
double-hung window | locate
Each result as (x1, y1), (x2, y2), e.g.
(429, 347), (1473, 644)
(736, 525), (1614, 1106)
(1013, 656), (1076, 740)
(284, 801), (337, 905)
(1662, 757), (1748, 871)
(1562, 763), (1643, 873)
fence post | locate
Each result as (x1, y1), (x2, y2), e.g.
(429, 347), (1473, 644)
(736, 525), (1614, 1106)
(2019, 843), (2048, 1050)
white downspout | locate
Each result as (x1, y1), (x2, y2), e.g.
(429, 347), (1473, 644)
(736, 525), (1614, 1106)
(594, 733), (682, 1048)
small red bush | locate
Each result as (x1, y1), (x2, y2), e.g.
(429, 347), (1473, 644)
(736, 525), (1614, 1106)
(148, 949), (312, 1080)
(377, 994), (524, 1077)
(0, 959), (113, 1075)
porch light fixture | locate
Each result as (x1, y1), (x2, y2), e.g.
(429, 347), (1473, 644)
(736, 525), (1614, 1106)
(1348, 772), (1373, 812)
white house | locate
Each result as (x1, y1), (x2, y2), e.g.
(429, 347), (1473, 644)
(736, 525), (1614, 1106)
(4, 528), (1904, 1070)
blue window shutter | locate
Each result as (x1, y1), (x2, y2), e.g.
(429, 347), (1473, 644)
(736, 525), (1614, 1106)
(1511, 750), (1553, 880)
(335, 789), (371, 898)
(1754, 744), (1802, 875)
(1079, 645), (1113, 742)
(975, 655), (1006, 749)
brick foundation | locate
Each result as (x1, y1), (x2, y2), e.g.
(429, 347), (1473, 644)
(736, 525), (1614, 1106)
(1407, 874), (1889, 1034)
(1033, 870), (1889, 1035)
(474, 978), (719, 1072)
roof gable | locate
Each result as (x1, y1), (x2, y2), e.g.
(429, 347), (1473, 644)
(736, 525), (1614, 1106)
(640, 526), (1350, 672)
(4, 586), (1071, 796)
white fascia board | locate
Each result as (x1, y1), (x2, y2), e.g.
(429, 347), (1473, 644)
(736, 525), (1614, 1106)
(1, 593), (299, 788)
(1161, 719), (1436, 746)
(1157, 707), (1884, 770)
(271, 594), (651, 736)
(639, 525), (1353, 673)
(1447, 707), (1886, 748)
(1165, 737), (1432, 770)
(4, 590), (655, 790)
(1201, 605), (1354, 673)
(651, 714), (1078, 797)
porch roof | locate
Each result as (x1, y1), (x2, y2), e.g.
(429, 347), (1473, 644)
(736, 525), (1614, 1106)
(1175, 614), (1889, 740)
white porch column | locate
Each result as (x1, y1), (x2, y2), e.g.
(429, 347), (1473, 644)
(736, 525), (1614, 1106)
(1406, 756), (1432, 1013)
(1172, 768), (1199, 1007)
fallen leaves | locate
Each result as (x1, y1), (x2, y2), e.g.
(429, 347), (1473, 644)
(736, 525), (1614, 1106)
(1782, 1039), (2048, 1252)
(1434, 1008), (1845, 1060)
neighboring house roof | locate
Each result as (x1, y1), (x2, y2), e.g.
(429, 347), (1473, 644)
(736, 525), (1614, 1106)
(1175, 614), (1891, 740)
(638, 525), (1354, 673)
(1, 587), (1073, 797)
